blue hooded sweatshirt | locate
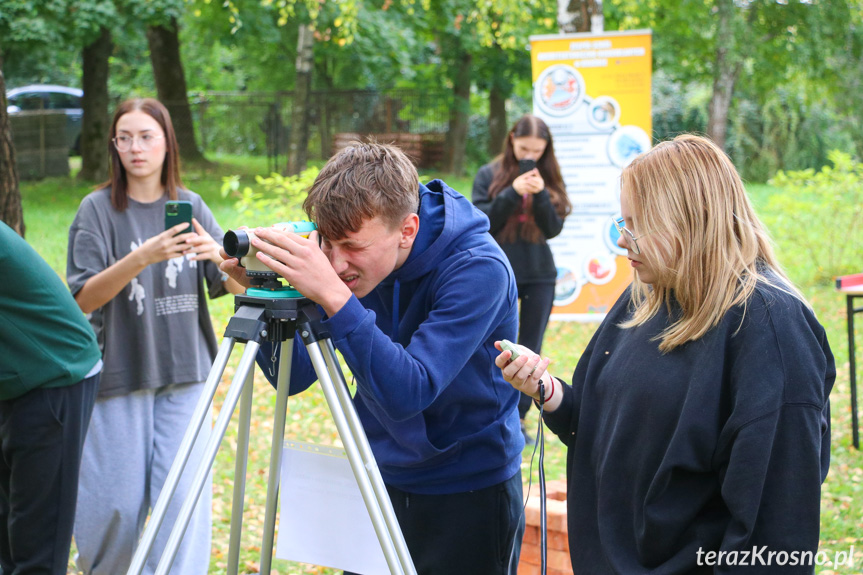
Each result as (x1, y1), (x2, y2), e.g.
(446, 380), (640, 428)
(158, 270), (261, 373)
(258, 179), (523, 494)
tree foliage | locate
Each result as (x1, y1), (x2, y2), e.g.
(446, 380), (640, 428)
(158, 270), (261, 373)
(2, 0), (863, 187)
(221, 167), (319, 223)
(606, 0), (862, 174)
(0, 0), (119, 231)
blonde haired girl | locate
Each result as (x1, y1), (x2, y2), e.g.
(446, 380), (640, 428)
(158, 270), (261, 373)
(496, 134), (835, 573)
(620, 134), (805, 351)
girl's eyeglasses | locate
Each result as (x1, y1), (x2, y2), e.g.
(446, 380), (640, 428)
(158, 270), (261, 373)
(112, 134), (164, 152)
(613, 218), (647, 255)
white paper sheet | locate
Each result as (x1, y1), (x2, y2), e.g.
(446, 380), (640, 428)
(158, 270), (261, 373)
(276, 441), (389, 574)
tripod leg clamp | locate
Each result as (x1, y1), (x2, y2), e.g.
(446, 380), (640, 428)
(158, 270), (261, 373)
(224, 305), (269, 344)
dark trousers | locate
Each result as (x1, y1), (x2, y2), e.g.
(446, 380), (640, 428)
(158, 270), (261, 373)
(347, 471), (524, 575)
(516, 282), (555, 419)
(0, 373), (99, 575)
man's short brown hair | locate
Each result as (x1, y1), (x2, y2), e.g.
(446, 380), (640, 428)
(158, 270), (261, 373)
(303, 142), (420, 240)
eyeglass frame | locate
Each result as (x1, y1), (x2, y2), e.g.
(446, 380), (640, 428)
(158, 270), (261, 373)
(112, 134), (165, 152)
(613, 217), (647, 255)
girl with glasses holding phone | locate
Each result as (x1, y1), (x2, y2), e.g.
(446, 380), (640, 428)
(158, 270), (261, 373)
(472, 114), (572, 444)
(496, 134), (835, 573)
(66, 98), (242, 575)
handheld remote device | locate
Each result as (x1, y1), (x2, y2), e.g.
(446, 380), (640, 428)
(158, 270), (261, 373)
(500, 339), (527, 361)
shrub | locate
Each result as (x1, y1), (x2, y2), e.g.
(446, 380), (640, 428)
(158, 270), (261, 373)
(766, 150), (863, 285)
(728, 89), (855, 183)
(220, 168), (319, 223)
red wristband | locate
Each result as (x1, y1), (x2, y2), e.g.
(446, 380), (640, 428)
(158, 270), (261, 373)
(544, 378), (555, 403)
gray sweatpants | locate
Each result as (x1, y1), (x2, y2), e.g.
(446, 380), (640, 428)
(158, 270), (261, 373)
(74, 381), (212, 575)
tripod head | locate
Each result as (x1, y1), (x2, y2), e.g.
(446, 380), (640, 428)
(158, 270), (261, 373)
(244, 278), (305, 300)
(227, 292), (328, 347)
(248, 276), (291, 290)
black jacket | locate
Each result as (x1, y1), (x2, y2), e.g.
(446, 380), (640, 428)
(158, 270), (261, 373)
(543, 282), (835, 574)
(472, 162), (565, 284)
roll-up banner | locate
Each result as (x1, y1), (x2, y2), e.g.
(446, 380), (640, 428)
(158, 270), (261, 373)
(530, 29), (652, 321)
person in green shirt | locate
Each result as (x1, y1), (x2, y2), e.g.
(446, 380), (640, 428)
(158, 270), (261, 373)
(0, 220), (102, 575)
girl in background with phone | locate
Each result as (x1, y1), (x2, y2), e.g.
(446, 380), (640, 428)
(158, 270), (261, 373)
(66, 98), (241, 575)
(472, 114), (572, 442)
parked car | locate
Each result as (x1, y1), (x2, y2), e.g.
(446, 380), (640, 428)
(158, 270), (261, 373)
(6, 84), (83, 155)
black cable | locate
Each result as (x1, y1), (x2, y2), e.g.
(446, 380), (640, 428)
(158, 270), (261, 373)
(507, 383), (547, 575)
(538, 382), (547, 575)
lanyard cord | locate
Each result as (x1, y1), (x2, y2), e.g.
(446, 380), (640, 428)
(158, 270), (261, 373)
(538, 382), (547, 575)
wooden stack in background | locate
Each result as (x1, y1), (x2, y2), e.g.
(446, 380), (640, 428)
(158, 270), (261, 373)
(519, 479), (572, 575)
(332, 132), (444, 170)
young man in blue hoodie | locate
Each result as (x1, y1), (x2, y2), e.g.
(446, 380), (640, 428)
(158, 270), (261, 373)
(221, 142), (525, 574)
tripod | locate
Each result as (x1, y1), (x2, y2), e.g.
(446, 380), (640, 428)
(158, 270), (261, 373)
(126, 289), (416, 575)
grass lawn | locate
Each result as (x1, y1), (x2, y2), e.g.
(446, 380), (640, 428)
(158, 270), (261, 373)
(18, 157), (863, 574)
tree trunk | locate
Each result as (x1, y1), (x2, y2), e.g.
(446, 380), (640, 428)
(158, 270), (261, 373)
(316, 57), (335, 161)
(445, 50), (472, 176)
(286, 23), (314, 176)
(0, 59), (24, 236)
(146, 18), (208, 165)
(319, 100), (331, 160)
(707, 66), (737, 152)
(558, 0), (603, 33)
(488, 81), (507, 158)
(486, 42), (509, 158)
(706, 0), (739, 150)
(78, 27), (113, 182)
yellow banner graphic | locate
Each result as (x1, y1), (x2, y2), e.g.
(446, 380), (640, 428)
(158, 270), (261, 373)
(530, 29), (652, 320)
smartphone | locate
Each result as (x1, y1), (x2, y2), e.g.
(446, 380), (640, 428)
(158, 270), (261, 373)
(518, 159), (537, 174)
(165, 201), (193, 235)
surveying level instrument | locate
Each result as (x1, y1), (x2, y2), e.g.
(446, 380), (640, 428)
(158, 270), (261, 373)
(126, 264), (416, 574)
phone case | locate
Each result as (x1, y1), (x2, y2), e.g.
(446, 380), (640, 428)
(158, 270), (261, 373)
(518, 159), (537, 174)
(165, 201), (193, 234)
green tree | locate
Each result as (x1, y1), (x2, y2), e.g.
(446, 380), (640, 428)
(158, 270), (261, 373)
(182, 0), (299, 92)
(204, 0), (364, 175)
(135, 0), (209, 164)
(0, 0), (88, 233)
(436, 13), (474, 176)
(413, 0), (557, 175)
(0, 65), (21, 234)
(182, 0), (550, 174)
(815, 0), (863, 159)
(79, 25), (114, 181)
(610, 0), (855, 152)
(559, 0), (604, 33)
(67, 0), (117, 182)
(470, 2), (557, 158)
(285, 22), (314, 175)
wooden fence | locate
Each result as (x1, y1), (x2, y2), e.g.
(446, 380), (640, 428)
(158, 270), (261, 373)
(9, 111), (70, 180)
